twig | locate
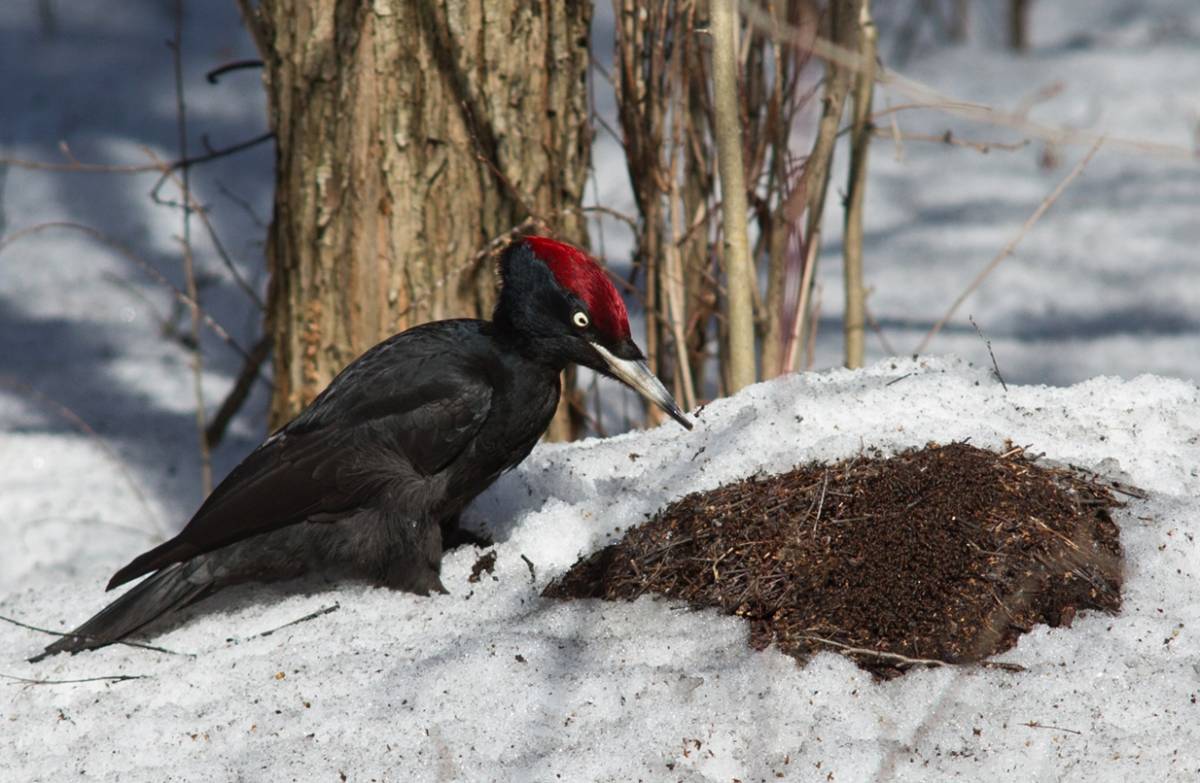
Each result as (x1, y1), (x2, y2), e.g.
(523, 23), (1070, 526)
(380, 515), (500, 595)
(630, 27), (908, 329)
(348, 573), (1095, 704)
(205, 334), (272, 449)
(801, 634), (1025, 672)
(873, 128), (1030, 154)
(190, 194), (264, 310)
(137, 147), (267, 311)
(142, 146), (265, 310)
(883, 97), (906, 162)
(0, 132), (272, 175)
(1022, 721), (1083, 735)
(810, 470), (830, 535)
(970, 315), (1008, 391)
(863, 299), (896, 355)
(2, 614), (188, 660)
(169, 0), (212, 496)
(579, 204), (639, 230)
(917, 138), (1104, 353)
(166, 131), (273, 183)
(206, 59), (264, 84)
(784, 230), (821, 373)
(1104, 481), (1149, 500)
(0, 377), (165, 540)
(215, 179), (267, 228)
(247, 603), (340, 640)
(1058, 463), (1147, 499)
(521, 554), (537, 583)
(1, 672), (148, 686)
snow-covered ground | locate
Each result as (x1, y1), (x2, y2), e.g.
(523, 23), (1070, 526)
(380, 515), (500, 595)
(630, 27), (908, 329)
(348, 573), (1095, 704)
(4, 360), (1200, 781)
(2, 1), (1199, 781)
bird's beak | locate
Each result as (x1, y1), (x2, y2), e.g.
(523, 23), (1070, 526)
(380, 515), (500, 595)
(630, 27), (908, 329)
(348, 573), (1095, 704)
(590, 342), (693, 430)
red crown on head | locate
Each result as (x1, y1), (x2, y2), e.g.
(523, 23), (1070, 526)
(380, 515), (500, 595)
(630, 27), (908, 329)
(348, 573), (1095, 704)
(522, 236), (631, 342)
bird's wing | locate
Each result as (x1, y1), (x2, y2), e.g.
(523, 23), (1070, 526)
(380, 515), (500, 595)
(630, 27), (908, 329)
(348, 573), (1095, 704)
(109, 334), (494, 589)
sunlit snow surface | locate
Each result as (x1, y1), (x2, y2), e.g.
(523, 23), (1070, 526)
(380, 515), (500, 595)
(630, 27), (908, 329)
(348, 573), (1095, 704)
(3, 0), (1200, 780)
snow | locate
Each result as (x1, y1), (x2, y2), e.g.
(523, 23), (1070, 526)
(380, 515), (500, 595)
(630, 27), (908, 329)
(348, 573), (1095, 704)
(4, 359), (1200, 781)
(3, 0), (1200, 781)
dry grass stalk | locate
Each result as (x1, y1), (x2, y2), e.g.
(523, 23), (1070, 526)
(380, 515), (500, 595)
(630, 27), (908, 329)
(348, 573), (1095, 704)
(782, 1), (857, 374)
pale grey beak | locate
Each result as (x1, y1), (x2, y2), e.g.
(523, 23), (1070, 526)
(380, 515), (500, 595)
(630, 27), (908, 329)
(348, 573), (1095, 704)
(590, 343), (693, 430)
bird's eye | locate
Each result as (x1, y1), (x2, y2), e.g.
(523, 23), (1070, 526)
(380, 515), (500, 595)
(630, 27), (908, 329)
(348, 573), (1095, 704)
(572, 311), (590, 329)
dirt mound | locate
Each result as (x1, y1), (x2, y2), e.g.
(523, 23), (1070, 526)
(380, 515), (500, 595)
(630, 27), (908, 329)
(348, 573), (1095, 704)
(544, 443), (1130, 677)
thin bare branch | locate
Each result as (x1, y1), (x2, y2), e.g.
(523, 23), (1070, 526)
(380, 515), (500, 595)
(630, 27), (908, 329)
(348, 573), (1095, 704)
(1, 672), (149, 686)
(800, 634), (1025, 672)
(875, 128), (1030, 154)
(169, 2), (211, 495)
(206, 58), (264, 84)
(2, 614), (188, 660)
(0, 132), (272, 175)
(783, 226), (821, 373)
(245, 603), (341, 640)
(205, 334), (272, 449)
(579, 204), (639, 230)
(141, 146), (265, 310)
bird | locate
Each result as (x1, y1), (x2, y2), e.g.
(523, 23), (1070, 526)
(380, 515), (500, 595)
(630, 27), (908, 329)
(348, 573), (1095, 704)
(33, 236), (691, 661)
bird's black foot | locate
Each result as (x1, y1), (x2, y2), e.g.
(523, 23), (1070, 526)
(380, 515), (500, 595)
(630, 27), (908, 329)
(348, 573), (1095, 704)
(439, 513), (493, 551)
(441, 527), (493, 551)
(378, 562), (447, 596)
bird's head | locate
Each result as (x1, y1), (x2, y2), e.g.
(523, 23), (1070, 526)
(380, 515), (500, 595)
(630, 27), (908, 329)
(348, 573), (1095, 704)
(496, 237), (692, 430)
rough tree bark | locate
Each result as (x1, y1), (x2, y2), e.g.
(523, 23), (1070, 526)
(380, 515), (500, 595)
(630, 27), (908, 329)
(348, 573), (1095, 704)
(252, 0), (591, 430)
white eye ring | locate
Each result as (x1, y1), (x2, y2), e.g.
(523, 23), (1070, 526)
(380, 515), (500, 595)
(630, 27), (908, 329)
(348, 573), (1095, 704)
(572, 311), (590, 329)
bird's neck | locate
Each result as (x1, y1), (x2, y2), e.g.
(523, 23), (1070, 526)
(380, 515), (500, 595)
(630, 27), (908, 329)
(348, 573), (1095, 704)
(489, 309), (574, 373)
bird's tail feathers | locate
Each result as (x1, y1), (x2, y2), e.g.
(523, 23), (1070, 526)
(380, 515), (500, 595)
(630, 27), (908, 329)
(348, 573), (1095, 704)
(30, 561), (213, 662)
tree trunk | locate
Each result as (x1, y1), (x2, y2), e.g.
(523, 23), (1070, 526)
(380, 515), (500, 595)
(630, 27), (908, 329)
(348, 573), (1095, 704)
(255, 0), (591, 428)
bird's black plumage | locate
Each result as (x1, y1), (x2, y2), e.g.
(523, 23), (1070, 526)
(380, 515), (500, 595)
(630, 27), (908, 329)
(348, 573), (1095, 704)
(34, 238), (690, 661)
